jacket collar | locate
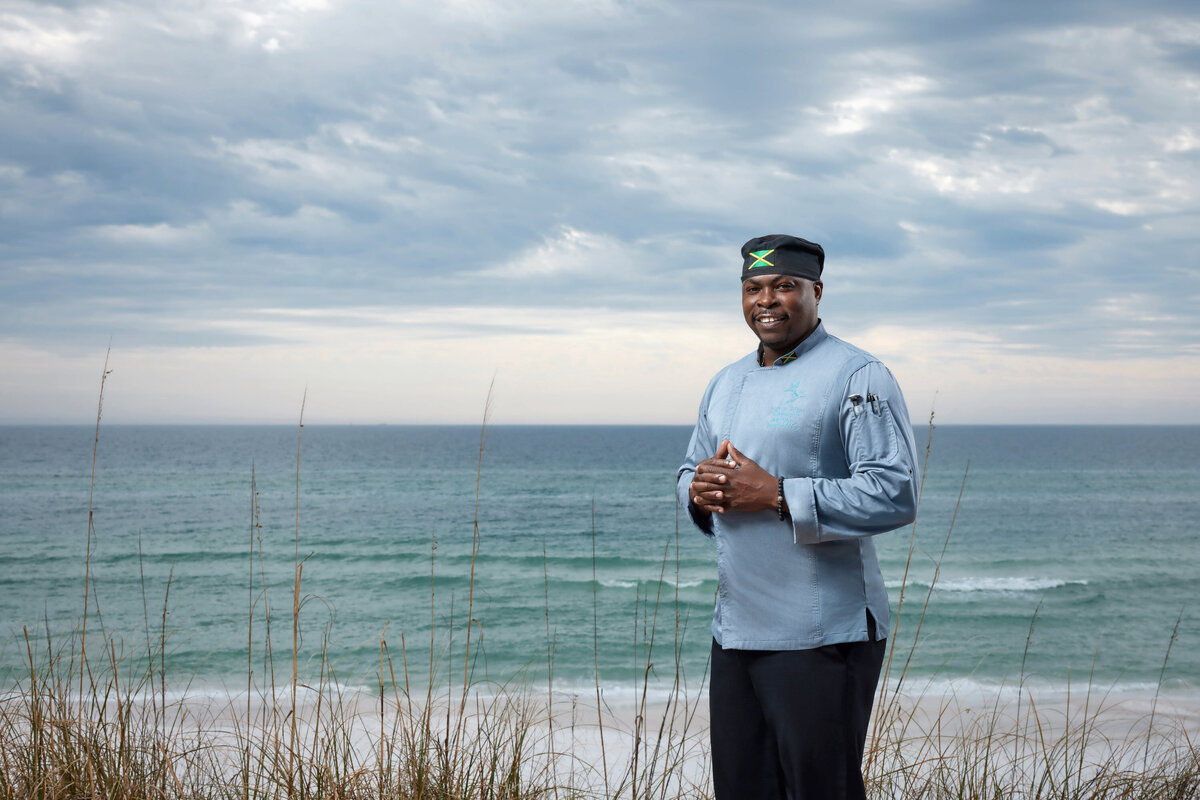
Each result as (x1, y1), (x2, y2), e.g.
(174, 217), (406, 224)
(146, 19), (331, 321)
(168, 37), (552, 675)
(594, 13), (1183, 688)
(757, 320), (826, 367)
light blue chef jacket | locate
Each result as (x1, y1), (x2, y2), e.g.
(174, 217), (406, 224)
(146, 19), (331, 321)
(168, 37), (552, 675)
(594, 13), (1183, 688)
(677, 322), (919, 650)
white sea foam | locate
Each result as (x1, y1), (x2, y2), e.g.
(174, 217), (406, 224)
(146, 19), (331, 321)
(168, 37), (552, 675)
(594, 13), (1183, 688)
(878, 675), (1199, 705)
(597, 577), (705, 589)
(599, 579), (638, 589)
(886, 576), (1088, 593)
(667, 578), (703, 588)
(14, 674), (1194, 722)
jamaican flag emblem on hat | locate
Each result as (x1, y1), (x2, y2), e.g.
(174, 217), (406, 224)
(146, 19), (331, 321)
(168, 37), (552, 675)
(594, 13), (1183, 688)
(747, 249), (775, 269)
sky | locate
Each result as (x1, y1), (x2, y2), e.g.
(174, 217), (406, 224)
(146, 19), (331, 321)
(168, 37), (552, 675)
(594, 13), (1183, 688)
(1, 0), (1198, 425)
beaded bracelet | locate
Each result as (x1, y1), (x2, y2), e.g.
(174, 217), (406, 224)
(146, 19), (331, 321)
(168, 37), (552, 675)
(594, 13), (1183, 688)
(777, 476), (786, 520)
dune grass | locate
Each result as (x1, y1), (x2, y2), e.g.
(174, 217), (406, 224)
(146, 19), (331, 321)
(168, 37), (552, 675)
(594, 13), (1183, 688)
(1, 373), (1197, 799)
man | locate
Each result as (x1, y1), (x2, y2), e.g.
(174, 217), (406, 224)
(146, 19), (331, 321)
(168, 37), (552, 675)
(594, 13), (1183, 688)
(677, 234), (918, 799)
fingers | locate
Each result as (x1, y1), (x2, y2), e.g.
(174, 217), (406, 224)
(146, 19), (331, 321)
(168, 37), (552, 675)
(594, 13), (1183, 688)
(688, 442), (753, 516)
(691, 490), (726, 514)
(690, 476), (729, 514)
(724, 443), (765, 479)
(695, 458), (734, 482)
(691, 480), (726, 497)
(714, 440), (749, 469)
(695, 467), (730, 485)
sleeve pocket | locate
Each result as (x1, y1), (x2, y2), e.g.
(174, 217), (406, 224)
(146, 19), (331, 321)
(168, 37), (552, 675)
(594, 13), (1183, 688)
(848, 399), (899, 464)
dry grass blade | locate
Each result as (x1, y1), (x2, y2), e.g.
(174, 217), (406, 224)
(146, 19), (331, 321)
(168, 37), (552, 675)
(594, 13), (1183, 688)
(1146, 606), (1185, 770)
(869, 409), (935, 776)
(894, 460), (969, 692)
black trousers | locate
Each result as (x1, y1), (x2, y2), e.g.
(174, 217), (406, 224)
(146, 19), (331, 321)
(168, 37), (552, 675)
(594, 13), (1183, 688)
(710, 620), (886, 800)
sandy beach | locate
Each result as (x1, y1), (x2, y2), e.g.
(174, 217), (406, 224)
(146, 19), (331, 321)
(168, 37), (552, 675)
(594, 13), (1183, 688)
(25, 678), (1190, 798)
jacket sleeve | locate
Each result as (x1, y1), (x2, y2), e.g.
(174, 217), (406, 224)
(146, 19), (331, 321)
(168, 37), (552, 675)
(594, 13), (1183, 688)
(781, 361), (919, 544)
(676, 376), (719, 536)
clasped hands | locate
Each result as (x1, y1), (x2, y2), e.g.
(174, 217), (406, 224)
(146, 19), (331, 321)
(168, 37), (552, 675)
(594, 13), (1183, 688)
(689, 439), (783, 516)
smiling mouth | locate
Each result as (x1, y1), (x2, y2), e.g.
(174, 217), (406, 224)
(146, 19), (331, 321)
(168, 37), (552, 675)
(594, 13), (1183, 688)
(755, 313), (787, 326)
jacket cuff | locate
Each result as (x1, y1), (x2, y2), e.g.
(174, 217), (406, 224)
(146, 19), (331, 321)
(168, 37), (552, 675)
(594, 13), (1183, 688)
(782, 477), (820, 544)
(677, 470), (714, 536)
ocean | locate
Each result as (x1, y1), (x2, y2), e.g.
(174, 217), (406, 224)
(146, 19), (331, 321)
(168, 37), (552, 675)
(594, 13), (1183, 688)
(0, 424), (1196, 702)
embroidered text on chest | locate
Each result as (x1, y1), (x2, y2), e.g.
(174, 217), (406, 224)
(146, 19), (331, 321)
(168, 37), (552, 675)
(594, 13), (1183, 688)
(767, 381), (807, 430)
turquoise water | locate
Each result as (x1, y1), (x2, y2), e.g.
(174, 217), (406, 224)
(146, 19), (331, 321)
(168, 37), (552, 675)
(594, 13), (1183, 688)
(0, 424), (1196, 698)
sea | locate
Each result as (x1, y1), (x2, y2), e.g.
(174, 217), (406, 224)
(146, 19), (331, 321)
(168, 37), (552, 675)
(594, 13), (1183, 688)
(1, 424), (1197, 704)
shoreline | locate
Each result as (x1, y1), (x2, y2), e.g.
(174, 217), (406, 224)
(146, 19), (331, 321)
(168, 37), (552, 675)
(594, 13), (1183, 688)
(27, 679), (1197, 755)
(19, 673), (1193, 712)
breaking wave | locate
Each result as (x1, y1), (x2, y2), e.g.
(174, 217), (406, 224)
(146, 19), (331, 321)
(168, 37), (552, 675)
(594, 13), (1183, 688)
(887, 577), (1088, 593)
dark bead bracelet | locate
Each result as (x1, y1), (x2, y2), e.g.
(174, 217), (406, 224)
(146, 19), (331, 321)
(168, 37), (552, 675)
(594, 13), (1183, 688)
(777, 476), (786, 520)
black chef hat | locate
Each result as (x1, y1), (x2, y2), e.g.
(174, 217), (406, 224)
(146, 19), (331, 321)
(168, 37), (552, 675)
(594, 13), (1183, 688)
(740, 234), (824, 281)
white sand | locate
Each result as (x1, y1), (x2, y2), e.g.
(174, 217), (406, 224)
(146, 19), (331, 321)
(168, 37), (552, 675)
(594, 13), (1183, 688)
(8, 680), (1196, 795)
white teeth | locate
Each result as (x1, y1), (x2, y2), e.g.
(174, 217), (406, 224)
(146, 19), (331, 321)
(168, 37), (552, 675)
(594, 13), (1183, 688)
(758, 315), (783, 323)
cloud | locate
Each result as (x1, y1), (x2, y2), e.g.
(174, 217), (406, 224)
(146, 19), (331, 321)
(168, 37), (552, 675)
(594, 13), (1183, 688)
(0, 8), (100, 66)
(474, 226), (634, 279)
(86, 220), (210, 245)
(817, 74), (934, 136)
(1, 0), (1199, 422)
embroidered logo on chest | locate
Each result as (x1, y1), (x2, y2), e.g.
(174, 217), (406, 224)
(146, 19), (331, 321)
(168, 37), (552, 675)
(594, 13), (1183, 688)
(767, 381), (807, 430)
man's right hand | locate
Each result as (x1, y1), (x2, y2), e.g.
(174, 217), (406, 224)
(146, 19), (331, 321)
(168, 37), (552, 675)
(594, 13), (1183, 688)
(690, 440), (738, 515)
